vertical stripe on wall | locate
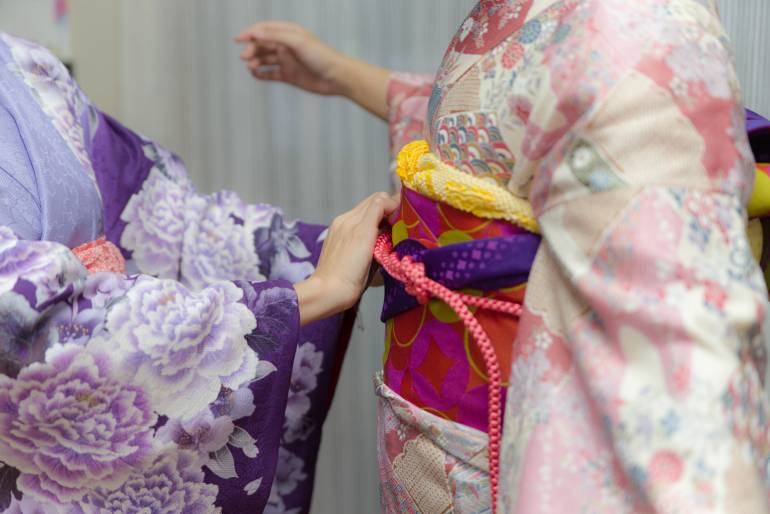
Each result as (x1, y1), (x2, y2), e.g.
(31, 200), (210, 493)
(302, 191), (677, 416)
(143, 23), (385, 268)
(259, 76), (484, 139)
(718, 0), (770, 117)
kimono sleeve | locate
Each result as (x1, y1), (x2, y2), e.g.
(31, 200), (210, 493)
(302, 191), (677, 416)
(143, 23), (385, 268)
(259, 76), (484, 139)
(88, 113), (354, 514)
(0, 37), (354, 514)
(386, 72), (435, 157)
(0, 225), (302, 513)
(505, 69), (769, 514)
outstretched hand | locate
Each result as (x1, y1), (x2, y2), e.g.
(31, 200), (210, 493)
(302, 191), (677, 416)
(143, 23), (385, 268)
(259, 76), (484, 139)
(234, 21), (392, 119)
(235, 21), (346, 96)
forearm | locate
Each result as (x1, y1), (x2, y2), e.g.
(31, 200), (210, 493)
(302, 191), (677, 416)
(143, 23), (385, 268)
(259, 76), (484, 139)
(294, 277), (330, 327)
(334, 55), (391, 121)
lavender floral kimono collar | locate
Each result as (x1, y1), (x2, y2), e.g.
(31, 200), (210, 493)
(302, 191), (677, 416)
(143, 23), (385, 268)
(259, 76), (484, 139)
(0, 36), (102, 248)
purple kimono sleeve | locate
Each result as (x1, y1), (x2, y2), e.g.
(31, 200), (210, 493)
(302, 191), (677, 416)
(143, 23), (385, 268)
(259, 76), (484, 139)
(0, 225), (303, 513)
(85, 103), (353, 514)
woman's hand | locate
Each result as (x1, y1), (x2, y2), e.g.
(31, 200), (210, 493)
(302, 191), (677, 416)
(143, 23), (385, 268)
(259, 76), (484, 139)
(295, 193), (398, 326)
(234, 21), (392, 119)
(235, 21), (346, 96)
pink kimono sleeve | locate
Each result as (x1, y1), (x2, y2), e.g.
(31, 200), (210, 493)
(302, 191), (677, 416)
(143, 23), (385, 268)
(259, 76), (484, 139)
(386, 72), (435, 157)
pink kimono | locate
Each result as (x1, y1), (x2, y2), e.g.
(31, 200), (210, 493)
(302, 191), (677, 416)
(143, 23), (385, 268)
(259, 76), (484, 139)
(379, 1), (770, 513)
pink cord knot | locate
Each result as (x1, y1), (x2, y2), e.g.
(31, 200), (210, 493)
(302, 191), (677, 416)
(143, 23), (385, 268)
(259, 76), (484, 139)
(401, 256), (430, 304)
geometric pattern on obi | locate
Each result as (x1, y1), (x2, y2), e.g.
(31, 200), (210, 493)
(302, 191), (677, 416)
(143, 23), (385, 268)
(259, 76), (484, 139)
(382, 186), (540, 432)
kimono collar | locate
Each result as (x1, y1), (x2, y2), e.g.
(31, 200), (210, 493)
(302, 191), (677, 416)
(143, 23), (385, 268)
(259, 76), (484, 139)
(0, 35), (102, 248)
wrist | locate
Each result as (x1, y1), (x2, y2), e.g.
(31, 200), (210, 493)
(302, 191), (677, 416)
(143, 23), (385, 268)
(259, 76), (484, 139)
(295, 276), (325, 327)
(294, 275), (355, 326)
(330, 54), (361, 99)
(334, 57), (392, 120)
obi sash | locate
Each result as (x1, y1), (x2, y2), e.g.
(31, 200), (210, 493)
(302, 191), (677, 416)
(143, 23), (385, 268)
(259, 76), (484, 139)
(381, 183), (540, 434)
(377, 140), (541, 512)
(382, 109), (770, 435)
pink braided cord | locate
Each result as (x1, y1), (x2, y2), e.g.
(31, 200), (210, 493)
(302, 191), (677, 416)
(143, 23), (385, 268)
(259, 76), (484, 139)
(373, 233), (522, 514)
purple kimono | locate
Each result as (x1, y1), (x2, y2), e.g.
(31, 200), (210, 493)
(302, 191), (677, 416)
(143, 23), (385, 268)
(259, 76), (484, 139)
(0, 34), (349, 514)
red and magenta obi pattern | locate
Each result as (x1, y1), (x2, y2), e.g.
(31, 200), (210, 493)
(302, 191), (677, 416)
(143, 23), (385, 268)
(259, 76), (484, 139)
(381, 186), (540, 432)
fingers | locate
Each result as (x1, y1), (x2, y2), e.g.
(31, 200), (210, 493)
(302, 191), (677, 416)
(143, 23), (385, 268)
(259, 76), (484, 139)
(234, 23), (263, 42)
(234, 22), (272, 42)
(239, 41), (255, 59)
(362, 192), (399, 225)
(251, 67), (282, 81)
(305, 192), (399, 318)
(236, 20), (302, 40)
(335, 193), (398, 245)
(255, 54), (281, 67)
(247, 52), (282, 73)
(235, 21), (306, 51)
(328, 193), (395, 238)
(240, 40), (280, 61)
(236, 22), (306, 83)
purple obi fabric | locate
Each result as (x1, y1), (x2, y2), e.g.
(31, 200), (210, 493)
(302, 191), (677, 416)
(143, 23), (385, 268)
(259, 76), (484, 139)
(381, 233), (541, 321)
(748, 108), (770, 162)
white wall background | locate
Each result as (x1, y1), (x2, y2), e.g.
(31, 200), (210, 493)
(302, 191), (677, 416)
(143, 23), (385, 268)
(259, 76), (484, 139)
(720, 0), (770, 117)
(0, 0), (71, 59)
(2, 1), (769, 512)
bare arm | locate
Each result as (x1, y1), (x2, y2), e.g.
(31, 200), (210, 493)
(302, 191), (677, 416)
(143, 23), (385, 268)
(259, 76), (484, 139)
(235, 21), (391, 120)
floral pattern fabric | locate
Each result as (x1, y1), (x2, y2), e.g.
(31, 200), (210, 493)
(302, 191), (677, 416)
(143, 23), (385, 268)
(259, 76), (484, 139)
(385, 0), (770, 512)
(386, 72), (435, 158)
(376, 374), (491, 514)
(0, 34), (348, 514)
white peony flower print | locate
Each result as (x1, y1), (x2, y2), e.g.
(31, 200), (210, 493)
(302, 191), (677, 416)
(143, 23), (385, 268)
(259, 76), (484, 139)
(156, 409), (259, 480)
(181, 191), (273, 290)
(120, 169), (190, 279)
(0, 227), (85, 306)
(91, 278), (258, 420)
(284, 342), (323, 443)
(244, 478), (263, 496)
(2, 496), (69, 514)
